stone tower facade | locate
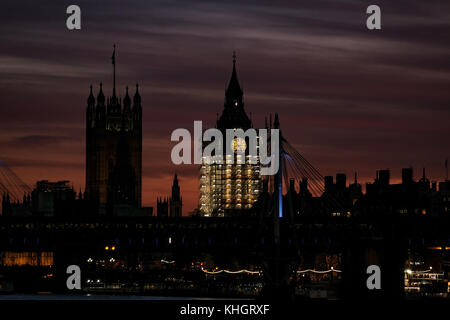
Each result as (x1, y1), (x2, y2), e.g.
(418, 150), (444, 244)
(85, 48), (142, 211)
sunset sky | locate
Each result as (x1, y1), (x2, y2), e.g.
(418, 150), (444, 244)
(0, 0), (449, 213)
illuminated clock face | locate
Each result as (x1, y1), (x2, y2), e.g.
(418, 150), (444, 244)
(231, 137), (246, 153)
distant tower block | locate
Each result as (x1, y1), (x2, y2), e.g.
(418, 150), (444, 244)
(336, 173), (347, 190)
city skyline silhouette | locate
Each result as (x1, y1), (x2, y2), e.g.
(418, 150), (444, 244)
(0, 0), (449, 213)
(1, 1), (450, 308)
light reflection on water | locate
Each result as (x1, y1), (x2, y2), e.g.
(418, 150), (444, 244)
(0, 294), (252, 301)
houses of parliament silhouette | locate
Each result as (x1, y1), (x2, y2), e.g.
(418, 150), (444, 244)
(1, 48), (449, 219)
(1, 47), (180, 217)
(1, 48), (450, 300)
(85, 46), (181, 217)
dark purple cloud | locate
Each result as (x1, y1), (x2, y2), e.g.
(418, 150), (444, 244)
(0, 0), (449, 212)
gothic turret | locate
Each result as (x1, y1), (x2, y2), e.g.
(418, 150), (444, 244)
(133, 84), (141, 107)
(133, 84), (142, 124)
(87, 85), (95, 106)
(97, 83), (105, 105)
(122, 86), (131, 129)
(96, 83), (106, 122)
(123, 86), (131, 110)
(87, 85), (96, 129)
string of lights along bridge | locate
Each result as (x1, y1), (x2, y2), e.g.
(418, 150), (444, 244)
(201, 268), (342, 275)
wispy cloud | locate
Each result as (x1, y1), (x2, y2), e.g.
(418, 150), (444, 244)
(0, 0), (449, 211)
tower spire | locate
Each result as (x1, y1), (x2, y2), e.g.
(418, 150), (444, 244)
(97, 82), (105, 104)
(274, 113), (280, 129)
(225, 51), (243, 106)
(112, 44), (116, 96)
(133, 83), (141, 105)
(123, 85), (131, 108)
(87, 84), (95, 105)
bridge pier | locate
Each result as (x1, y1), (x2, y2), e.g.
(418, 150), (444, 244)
(260, 248), (294, 301)
(342, 224), (405, 301)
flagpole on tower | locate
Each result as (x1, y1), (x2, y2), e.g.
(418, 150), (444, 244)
(112, 44), (116, 96)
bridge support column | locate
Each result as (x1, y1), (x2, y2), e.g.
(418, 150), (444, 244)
(342, 225), (405, 301)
